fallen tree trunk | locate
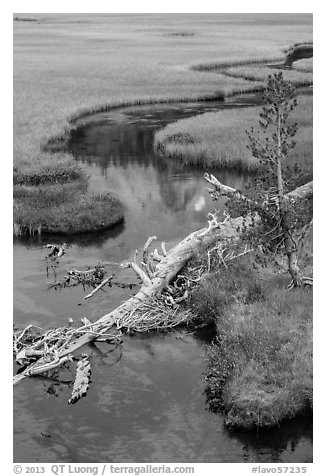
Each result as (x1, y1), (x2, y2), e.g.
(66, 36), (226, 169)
(204, 173), (313, 203)
(13, 178), (313, 385)
(286, 181), (313, 201)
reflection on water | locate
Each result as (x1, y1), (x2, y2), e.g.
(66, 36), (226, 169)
(14, 332), (312, 463)
(68, 100), (252, 254)
(14, 99), (312, 463)
(13, 220), (125, 248)
(229, 417), (313, 463)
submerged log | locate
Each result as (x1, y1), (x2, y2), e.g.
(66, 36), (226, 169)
(13, 178), (313, 385)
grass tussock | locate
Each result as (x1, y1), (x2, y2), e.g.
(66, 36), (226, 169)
(14, 185), (124, 235)
(188, 254), (312, 431)
(154, 95), (312, 177)
(13, 153), (125, 235)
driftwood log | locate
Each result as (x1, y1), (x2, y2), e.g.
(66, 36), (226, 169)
(13, 177), (313, 385)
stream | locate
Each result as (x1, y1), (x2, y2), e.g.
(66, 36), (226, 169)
(13, 96), (312, 463)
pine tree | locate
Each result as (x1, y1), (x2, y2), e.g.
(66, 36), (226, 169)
(241, 72), (308, 287)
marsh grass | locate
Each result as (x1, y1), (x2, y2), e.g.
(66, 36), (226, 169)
(13, 154), (85, 185)
(13, 180), (88, 205)
(168, 31), (195, 37)
(155, 108), (259, 170)
(14, 14), (312, 160)
(11, 153), (117, 234)
(188, 254), (312, 430)
(13, 17), (39, 22)
(14, 185), (124, 235)
(154, 95), (312, 178)
(13, 14), (312, 233)
(225, 65), (313, 86)
(294, 58), (313, 72)
(191, 56), (284, 72)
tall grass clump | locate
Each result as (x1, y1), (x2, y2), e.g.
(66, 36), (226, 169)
(188, 255), (312, 431)
(14, 185), (124, 235)
(13, 151), (126, 235)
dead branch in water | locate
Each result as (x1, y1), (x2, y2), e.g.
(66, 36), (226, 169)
(68, 355), (92, 404)
(48, 264), (138, 296)
(84, 276), (114, 299)
(13, 176), (313, 386)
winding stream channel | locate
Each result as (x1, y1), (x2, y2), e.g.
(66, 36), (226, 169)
(13, 95), (312, 463)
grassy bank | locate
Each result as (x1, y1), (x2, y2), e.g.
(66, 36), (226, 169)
(191, 56), (284, 72)
(294, 58), (313, 72)
(224, 65), (312, 85)
(186, 250), (313, 430)
(154, 94), (312, 178)
(13, 182), (124, 235)
(13, 154), (84, 186)
(14, 14), (312, 234)
(13, 155), (125, 235)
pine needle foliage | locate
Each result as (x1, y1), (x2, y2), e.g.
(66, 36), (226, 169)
(229, 73), (312, 283)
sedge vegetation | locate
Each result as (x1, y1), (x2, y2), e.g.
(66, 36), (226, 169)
(13, 184), (124, 235)
(224, 65), (312, 86)
(154, 94), (312, 179)
(293, 57), (313, 72)
(188, 252), (312, 430)
(14, 14), (312, 234)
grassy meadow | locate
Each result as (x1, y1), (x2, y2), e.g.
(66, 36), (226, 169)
(224, 65), (312, 85)
(14, 13), (312, 234)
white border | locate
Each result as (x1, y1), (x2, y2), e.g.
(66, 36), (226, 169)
(6, 3), (322, 473)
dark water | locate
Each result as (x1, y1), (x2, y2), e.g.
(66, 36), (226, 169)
(284, 45), (313, 67)
(68, 98), (259, 253)
(13, 97), (312, 463)
(268, 46), (313, 70)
